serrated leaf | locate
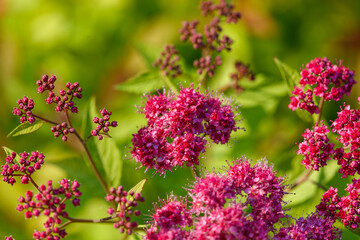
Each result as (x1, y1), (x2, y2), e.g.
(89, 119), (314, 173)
(129, 178), (147, 194)
(274, 57), (300, 93)
(115, 71), (164, 94)
(2, 146), (20, 163)
(83, 97), (123, 188)
(7, 121), (44, 137)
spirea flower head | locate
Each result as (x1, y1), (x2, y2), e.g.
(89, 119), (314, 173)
(274, 213), (341, 240)
(50, 122), (75, 142)
(226, 158), (287, 227)
(191, 204), (269, 240)
(331, 104), (360, 177)
(190, 173), (235, 213)
(13, 96), (35, 124)
(289, 57), (355, 114)
(178, 0), (240, 77)
(153, 45), (182, 78)
(91, 108), (118, 140)
(132, 86), (240, 175)
(17, 179), (81, 240)
(317, 179), (360, 230)
(149, 194), (192, 231)
(145, 157), (290, 240)
(37, 74), (83, 113)
(296, 122), (335, 171)
(1, 151), (45, 185)
(105, 186), (145, 235)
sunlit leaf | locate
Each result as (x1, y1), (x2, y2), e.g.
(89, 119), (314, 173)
(7, 121), (44, 137)
(274, 57), (300, 93)
(115, 71), (164, 94)
(2, 146), (20, 163)
(129, 178), (147, 194)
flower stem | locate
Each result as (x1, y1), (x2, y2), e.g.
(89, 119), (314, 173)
(73, 130), (110, 196)
(160, 73), (179, 95)
(32, 114), (59, 125)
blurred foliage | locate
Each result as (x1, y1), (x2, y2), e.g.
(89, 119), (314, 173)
(1, 0), (360, 239)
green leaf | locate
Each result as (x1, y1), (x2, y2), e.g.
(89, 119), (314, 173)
(295, 109), (314, 123)
(7, 121), (44, 137)
(274, 57), (300, 93)
(274, 58), (315, 123)
(2, 146), (20, 163)
(135, 42), (161, 68)
(115, 71), (164, 94)
(83, 97), (123, 188)
(235, 90), (279, 114)
(129, 178), (147, 194)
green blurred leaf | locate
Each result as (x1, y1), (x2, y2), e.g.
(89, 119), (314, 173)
(129, 178), (147, 194)
(235, 90), (279, 114)
(274, 57), (300, 93)
(115, 71), (164, 94)
(295, 109), (314, 123)
(135, 43), (161, 68)
(2, 146), (20, 163)
(7, 121), (44, 137)
(84, 97), (123, 188)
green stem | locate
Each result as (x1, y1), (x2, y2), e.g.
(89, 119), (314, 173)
(317, 97), (325, 124)
(160, 73), (179, 94)
(32, 114), (59, 125)
(73, 130), (110, 197)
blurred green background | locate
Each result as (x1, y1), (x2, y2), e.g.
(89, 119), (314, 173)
(1, 0), (360, 239)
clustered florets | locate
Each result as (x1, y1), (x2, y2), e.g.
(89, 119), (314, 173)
(289, 57), (355, 114)
(13, 96), (36, 124)
(274, 213), (341, 240)
(37, 74), (83, 113)
(91, 108), (118, 140)
(229, 61), (255, 93)
(317, 179), (360, 230)
(16, 179), (81, 240)
(172, 0), (241, 77)
(50, 122), (75, 142)
(296, 122), (335, 171)
(153, 45), (182, 78)
(105, 186), (145, 235)
(144, 158), (303, 239)
(1, 151), (45, 185)
(131, 86), (239, 175)
(331, 104), (360, 178)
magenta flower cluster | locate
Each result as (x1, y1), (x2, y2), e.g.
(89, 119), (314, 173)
(37, 74), (83, 113)
(275, 213), (341, 240)
(1, 151), (45, 185)
(91, 108), (118, 140)
(131, 86), (239, 175)
(317, 179), (360, 230)
(153, 44), (182, 78)
(289, 57), (355, 114)
(331, 104), (360, 177)
(296, 122), (335, 171)
(105, 186), (145, 235)
(144, 158), (293, 239)
(13, 96), (35, 124)
(16, 179), (81, 240)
